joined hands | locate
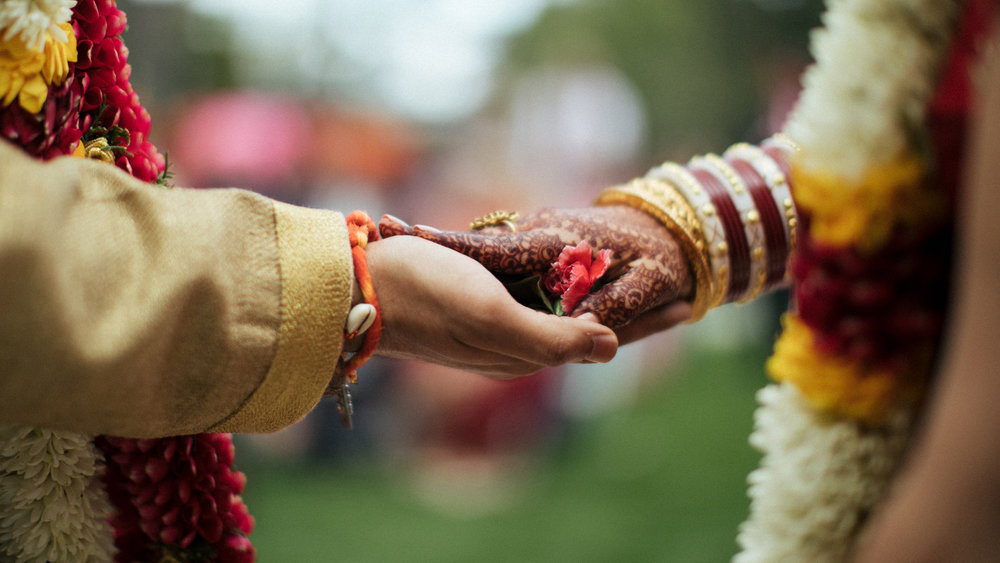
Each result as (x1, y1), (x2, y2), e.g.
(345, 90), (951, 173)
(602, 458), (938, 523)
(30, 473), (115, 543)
(379, 205), (696, 345)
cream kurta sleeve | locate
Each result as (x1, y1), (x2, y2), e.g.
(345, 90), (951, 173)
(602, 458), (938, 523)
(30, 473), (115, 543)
(0, 140), (353, 438)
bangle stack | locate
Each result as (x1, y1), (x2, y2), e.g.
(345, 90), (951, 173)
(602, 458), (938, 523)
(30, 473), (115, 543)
(596, 135), (798, 321)
(327, 210), (383, 428)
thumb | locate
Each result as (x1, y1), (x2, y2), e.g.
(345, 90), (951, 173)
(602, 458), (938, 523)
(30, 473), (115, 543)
(478, 306), (618, 366)
(612, 302), (693, 345)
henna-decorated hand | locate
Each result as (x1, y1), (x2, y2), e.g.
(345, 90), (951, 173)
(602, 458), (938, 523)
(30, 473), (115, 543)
(379, 205), (695, 344)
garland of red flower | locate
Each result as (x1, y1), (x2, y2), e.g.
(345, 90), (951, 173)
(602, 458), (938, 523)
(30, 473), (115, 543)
(97, 435), (255, 563)
(1, 1), (256, 561)
(72, 0), (164, 182)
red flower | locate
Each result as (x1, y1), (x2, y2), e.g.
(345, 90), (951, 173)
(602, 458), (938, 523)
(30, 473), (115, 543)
(0, 69), (85, 159)
(73, 0), (165, 181)
(97, 433), (256, 563)
(544, 240), (612, 314)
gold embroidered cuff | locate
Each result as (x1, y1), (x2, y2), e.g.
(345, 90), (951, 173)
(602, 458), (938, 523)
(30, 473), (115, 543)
(596, 177), (714, 322)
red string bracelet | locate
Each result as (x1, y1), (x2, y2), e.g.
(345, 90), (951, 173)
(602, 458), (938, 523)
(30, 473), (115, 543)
(328, 210), (383, 427)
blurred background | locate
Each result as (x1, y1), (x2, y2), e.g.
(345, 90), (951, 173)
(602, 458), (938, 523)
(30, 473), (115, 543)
(119, 0), (823, 560)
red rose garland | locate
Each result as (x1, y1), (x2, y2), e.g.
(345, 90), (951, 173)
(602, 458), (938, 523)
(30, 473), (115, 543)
(69, 1), (257, 560)
(0, 67), (85, 159)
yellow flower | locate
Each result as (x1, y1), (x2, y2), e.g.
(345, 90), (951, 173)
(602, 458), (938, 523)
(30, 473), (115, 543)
(0, 22), (75, 114)
(766, 314), (925, 425)
(791, 156), (944, 254)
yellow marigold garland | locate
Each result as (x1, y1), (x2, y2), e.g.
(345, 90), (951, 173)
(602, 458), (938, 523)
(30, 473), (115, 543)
(0, 21), (75, 114)
(766, 154), (949, 423)
(790, 156), (947, 253)
(766, 315), (930, 423)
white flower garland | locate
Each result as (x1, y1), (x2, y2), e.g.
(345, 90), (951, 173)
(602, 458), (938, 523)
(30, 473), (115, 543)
(736, 0), (960, 560)
(0, 425), (113, 563)
(0, 0), (75, 51)
(734, 384), (912, 562)
(784, 0), (959, 180)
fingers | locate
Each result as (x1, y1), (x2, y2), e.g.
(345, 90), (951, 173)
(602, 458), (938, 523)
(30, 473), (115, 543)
(612, 302), (692, 346)
(377, 214), (413, 238)
(379, 214), (563, 275)
(367, 234), (617, 379)
(573, 260), (685, 328)
(472, 305), (618, 370)
(378, 306), (617, 379)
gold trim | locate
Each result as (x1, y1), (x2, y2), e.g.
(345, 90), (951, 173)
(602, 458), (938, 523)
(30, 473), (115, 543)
(212, 204), (351, 433)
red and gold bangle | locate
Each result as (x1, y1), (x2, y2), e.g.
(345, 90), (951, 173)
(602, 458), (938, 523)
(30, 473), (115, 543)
(728, 157), (788, 293)
(647, 161), (730, 307)
(725, 141), (797, 281)
(699, 153), (768, 303)
(602, 139), (799, 321)
(762, 137), (799, 250)
(689, 163), (751, 303)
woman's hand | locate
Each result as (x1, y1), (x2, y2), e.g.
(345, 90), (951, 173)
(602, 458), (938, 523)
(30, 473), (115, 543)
(364, 235), (618, 378)
(379, 205), (695, 344)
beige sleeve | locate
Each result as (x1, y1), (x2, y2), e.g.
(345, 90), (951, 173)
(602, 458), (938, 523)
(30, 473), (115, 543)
(0, 140), (352, 438)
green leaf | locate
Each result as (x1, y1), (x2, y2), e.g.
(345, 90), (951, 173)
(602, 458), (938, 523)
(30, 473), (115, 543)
(501, 275), (563, 316)
(552, 300), (565, 317)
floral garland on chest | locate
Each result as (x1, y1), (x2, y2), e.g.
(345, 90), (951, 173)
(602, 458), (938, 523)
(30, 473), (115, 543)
(0, 1), (254, 562)
(737, 0), (994, 560)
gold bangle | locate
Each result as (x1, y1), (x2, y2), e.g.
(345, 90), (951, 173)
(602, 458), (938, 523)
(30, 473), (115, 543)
(648, 161), (729, 308)
(596, 178), (714, 322)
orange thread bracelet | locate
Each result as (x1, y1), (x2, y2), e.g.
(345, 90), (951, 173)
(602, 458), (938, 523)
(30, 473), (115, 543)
(328, 210), (383, 428)
(341, 210), (383, 381)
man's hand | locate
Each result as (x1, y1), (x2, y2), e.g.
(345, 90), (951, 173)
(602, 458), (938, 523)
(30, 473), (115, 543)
(365, 235), (618, 378)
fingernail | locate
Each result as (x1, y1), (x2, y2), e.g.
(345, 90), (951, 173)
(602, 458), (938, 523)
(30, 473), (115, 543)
(587, 332), (617, 363)
(382, 214), (410, 228)
(414, 224), (442, 233)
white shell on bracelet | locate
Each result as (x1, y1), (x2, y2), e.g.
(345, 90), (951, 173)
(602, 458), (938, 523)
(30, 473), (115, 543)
(345, 303), (377, 337)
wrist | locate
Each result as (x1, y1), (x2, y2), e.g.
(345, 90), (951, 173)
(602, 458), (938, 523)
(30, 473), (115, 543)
(596, 135), (798, 321)
(328, 211), (383, 427)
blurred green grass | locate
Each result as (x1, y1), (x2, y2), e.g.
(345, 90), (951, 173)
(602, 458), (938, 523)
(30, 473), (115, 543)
(239, 343), (770, 562)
